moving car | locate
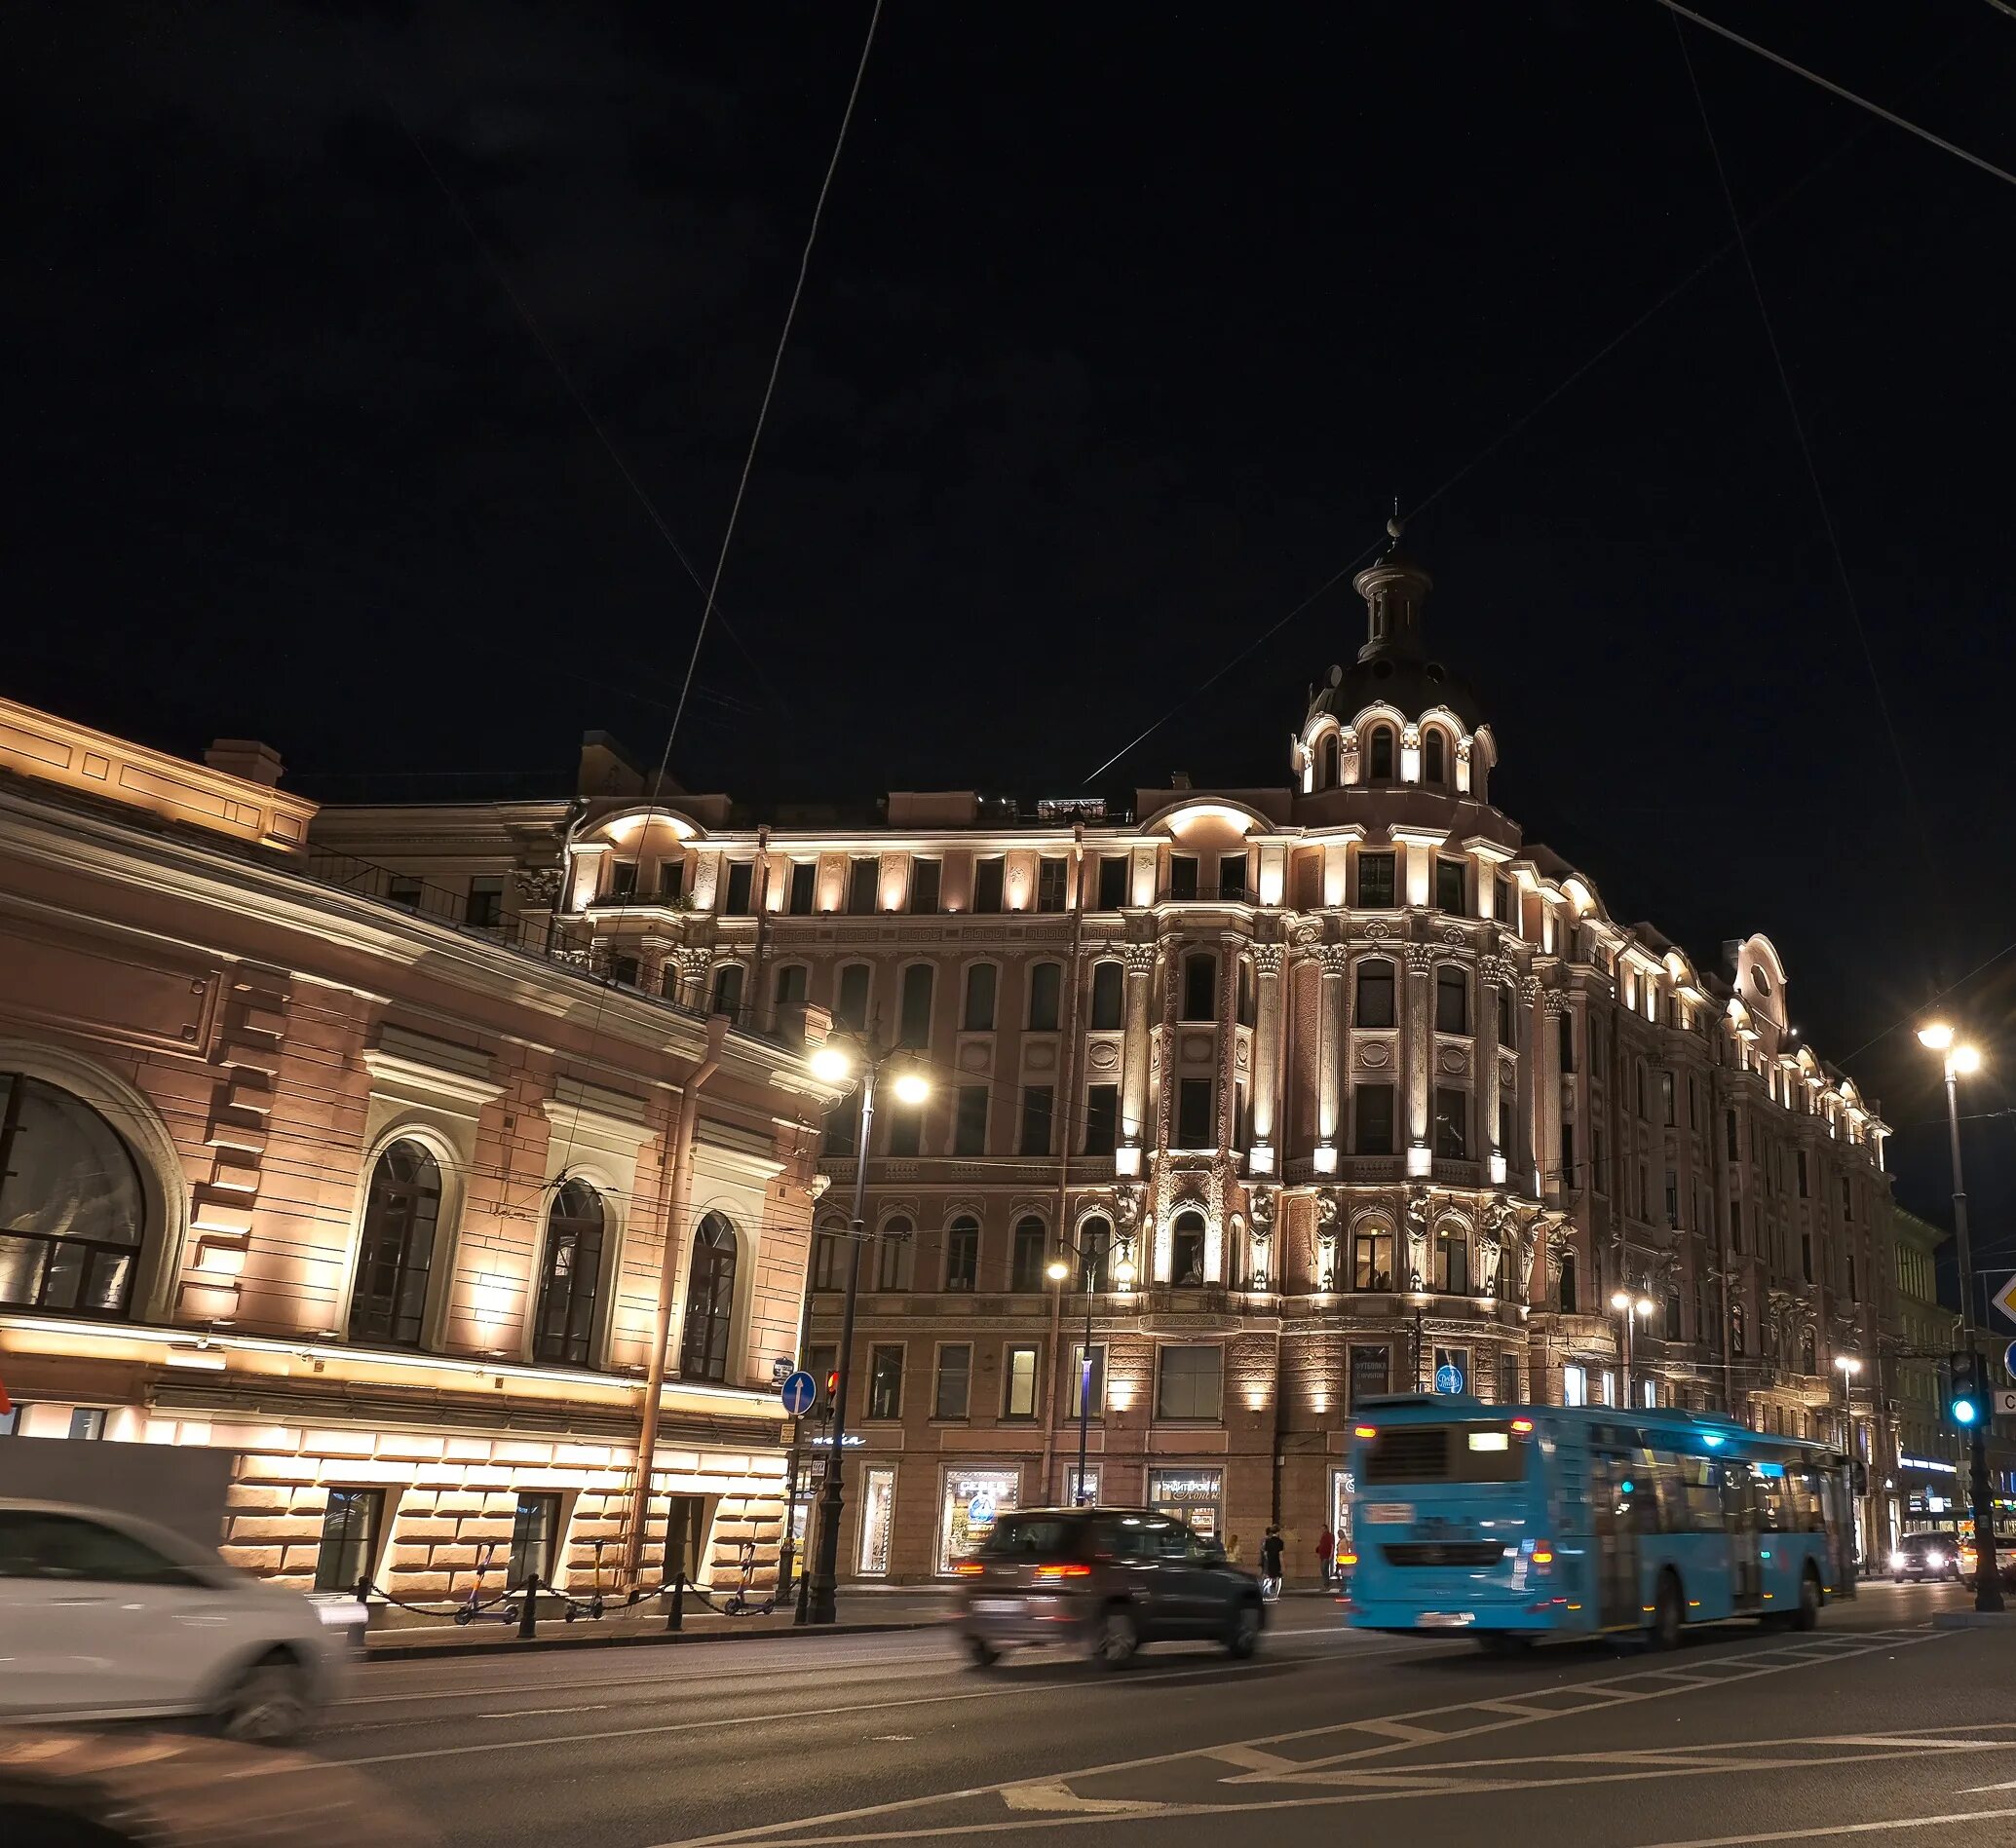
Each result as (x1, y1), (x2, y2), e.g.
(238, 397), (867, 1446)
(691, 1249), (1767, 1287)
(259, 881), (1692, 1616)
(0, 1499), (359, 1742)
(1889, 1533), (1959, 1582)
(955, 1506), (1266, 1668)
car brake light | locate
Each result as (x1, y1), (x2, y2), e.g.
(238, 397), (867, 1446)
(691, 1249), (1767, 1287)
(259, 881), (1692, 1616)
(1338, 1552), (1358, 1567)
(954, 1561), (984, 1576)
(1511, 1418), (1534, 1434)
(1353, 1424), (1377, 1440)
(1532, 1542), (1555, 1565)
(1034, 1563), (1092, 1582)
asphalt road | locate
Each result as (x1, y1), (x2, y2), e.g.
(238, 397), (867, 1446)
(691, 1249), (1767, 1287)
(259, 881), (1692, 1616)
(286, 1581), (2016, 1848)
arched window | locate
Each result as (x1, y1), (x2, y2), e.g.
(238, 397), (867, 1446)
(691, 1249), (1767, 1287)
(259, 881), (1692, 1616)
(834, 962), (872, 1032)
(1355, 958), (1396, 1028)
(0, 1073), (145, 1319)
(1800, 1328), (1816, 1375)
(710, 962), (745, 1019)
(1435, 1223), (1470, 1295)
(679, 1212), (738, 1382)
(943, 1215), (979, 1291)
(1088, 961), (1123, 1031)
(1559, 1251), (1577, 1314)
(1351, 1221), (1393, 1292)
(1010, 1217), (1048, 1292)
(1424, 729), (1447, 785)
(1236, 959), (1256, 1028)
(349, 1139), (442, 1347)
(1077, 1215), (1114, 1291)
(533, 1178), (605, 1367)
(1027, 961), (1063, 1032)
(876, 1216), (912, 1292)
(813, 1220), (849, 1292)
(1171, 1210), (1206, 1286)
(1319, 733), (1340, 788)
(1181, 952), (1217, 1022)
(1368, 725), (1395, 780)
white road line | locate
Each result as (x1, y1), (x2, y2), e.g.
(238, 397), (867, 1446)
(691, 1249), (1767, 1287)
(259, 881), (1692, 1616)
(1631, 1808), (2016, 1846)
(476, 1704), (609, 1719)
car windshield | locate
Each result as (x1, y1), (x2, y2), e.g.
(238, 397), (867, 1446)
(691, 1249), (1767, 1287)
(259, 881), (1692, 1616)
(978, 1517), (1088, 1559)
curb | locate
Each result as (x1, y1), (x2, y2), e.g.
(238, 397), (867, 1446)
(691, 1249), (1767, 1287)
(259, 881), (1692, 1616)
(363, 1617), (938, 1663)
(1931, 1610), (2016, 1630)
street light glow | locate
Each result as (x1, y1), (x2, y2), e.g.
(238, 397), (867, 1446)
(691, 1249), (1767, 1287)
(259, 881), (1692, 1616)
(1836, 1355), (1862, 1377)
(1610, 1290), (1632, 1312)
(809, 1044), (854, 1082)
(1918, 1021), (1955, 1051)
(1635, 1297), (1655, 1319)
(890, 1069), (932, 1106)
(1046, 1256), (1070, 1283)
(1952, 1043), (1983, 1075)
(1114, 1255), (1137, 1286)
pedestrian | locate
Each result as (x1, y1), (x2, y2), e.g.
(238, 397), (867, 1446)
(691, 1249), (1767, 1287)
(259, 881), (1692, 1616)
(1260, 1526), (1284, 1600)
(1317, 1524), (1335, 1588)
(1226, 1532), (1242, 1564)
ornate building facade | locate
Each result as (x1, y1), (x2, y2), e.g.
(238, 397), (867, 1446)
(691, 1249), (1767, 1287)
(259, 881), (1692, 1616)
(0, 698), (841, 1603)
(306, 538), (1901, 1583)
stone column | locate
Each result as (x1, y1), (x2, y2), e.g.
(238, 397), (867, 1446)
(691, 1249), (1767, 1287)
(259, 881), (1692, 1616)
(1513, 975), (1539, 1186)
(1316, 945), (1349, 1150)
(1120, 942), (1158, 1157)
(1541, 989), (1568, 1207)
(675, 945), (712, 1010)
(1477, 955), (1506, 1177)
(1403, 942), (1434, 1159)
(1250, 942), (1285, 1163)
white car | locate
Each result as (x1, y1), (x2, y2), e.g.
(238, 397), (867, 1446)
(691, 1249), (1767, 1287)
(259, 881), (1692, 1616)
(0, 1499), (358, 1742)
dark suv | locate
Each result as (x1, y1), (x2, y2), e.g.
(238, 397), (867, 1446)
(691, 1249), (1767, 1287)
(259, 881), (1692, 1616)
(955, 1507), (1265, 1669)
(1890, 1533), (1960, 1582)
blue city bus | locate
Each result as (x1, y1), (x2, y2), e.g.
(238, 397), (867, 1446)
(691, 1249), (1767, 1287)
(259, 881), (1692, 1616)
(1341, 1395), (1856, 1649)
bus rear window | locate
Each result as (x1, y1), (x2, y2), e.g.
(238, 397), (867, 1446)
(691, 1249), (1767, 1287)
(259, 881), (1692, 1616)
(1363, 1424), (1528, 1484)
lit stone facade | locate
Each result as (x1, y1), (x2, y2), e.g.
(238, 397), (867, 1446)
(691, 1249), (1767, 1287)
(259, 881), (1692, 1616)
(0, 698), (840, 1602)
(304, 542), (1902, 1583)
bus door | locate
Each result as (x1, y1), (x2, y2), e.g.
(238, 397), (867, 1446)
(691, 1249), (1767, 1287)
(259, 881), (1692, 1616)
(1724, 1463), (1762, 1610)
(1590, 1449), (1641, 1628)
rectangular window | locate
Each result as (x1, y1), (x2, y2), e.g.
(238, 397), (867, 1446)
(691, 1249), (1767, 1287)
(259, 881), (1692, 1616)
(509, 1492), (561, 1589)
(1499, 1351), (1521, 1406)
(1355, 1082), (1395, 1155)
(1036, 857), (1069, 912)
(1659, 1070), (1675, 1126)
(1018, 1085), (1054, 1156)
(1848, 1252), (1858, 1301)
(1802, 1231), (1813, 1283)
(888, 1107), (922, 1158)
(656, 857), (685, 904)
(1348, 1343), (1389, 1410)
(954, 1085), (988, 1155)
(867, 1344), (904, 1420)
(876, 1231), (907, 1292)
(1496, 875), (1517, 935)
(1435, 965), (1467, 1033)
(813, 1230), (847, 1292)
(834, 963), (871, 1032)
(933, 1344), (972, 1419)
(724, 861), (754, 915)
(962, 962), (997, 1031)
(1797, 1150), (1810, 1197)
(910, 858), (941, 914)
(1084, 1082), (1120, 1156)
(1558, 1007), (1576, 1073)
(856, 1467), (896, 1575)
(944, 1221), (978, 1291)
(608, 860), (637, 902)
(972, 856), (1005, 914)
(465, 876), (504, 927)
(1167, 853), (1198, 899)
(898, 964), (934, 1048)
(1010, 1221), (1048, 1292)
(787, 862), (817, 915)
(1089, 962), (1123, 1030)
(1069, 1342), (1107, 1418)
(1560, 1120), (1576, 1185)
(1435, 857), (1467, 915)
(1356, 850), (1396, 909)
(1003, 1344), (1040, 1418)
(1156, 1344), (1223, 1420)
(1182, 954), (1216, 1021)
(1730, 1198), (1744, 1253)
(1096, 854), (1129, 910)
(66, 1407), (106, 1440)
(1177, 1075), (1215, 1149)
(1028, 962), (1062, 1031)
(388, 874), (424, 911)
(1355, 959), (1396, 1028)
(1726, 1110), (1740, 1161)
(1217, 851), (1248, 899)
(848, 857), (879, 915)
(1563, 1363), (1588, 1408)
(1665, 1167), (1679, 1224)
(314, 1487), (385, 1593)
(1433, 1085), (1467, 1159)
(1593, 1122), (1606, 1190)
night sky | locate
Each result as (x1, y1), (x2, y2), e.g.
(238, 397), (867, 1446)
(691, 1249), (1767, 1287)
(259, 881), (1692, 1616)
(6, 3), (2013, 1290)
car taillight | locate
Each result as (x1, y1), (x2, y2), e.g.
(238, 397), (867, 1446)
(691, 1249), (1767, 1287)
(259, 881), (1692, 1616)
(954, 1560), (984, 1576)
(1532, 1542), (1555, 1567)
(1338, 1552), (1358, 1568)
(1034, 1563), (1092, 1583)
(1353, 1425), (1377, 1440)
(1511, 1418), (1534, 1434)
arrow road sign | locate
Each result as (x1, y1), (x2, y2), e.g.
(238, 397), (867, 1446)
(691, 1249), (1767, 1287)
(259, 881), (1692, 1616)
(1993, 1274), (2016, 1329)
(780, 1370), (818, 1417)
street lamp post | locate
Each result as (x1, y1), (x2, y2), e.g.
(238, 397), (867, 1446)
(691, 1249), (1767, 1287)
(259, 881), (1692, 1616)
(1046, 1232), (1137, 1505)
(1919, 1022), (2001, 1613)
(801, 1037), (929, 1627)
(1611, 1288), (1655, 1409)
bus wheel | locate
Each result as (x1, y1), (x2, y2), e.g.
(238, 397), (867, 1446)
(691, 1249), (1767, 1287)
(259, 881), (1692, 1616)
(1793, 1567), (1821, 1632)
(1649, 1572), (1684, 1650)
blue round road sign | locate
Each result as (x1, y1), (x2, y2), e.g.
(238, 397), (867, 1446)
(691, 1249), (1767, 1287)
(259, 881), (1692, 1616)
(1433, 1363), (1464, 1395)
(780, 1370), (818, 1417)
(2004, 1339), (2016, 1380)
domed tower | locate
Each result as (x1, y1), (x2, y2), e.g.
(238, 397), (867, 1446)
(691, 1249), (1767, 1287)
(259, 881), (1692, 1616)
(1296, 519), (1496, 801)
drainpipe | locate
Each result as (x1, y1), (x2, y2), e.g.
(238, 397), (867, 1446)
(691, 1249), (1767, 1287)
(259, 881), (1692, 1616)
(626, 1013), (728, 1587)
(1041, 828), (1087, 1501)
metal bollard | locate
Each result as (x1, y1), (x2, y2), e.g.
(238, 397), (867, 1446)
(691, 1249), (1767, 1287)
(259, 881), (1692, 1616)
(666, 1567), (685, 1633)
(518, 1571), (539, 1640)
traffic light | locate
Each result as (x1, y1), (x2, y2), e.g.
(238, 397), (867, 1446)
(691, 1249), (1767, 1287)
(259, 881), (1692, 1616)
(1949, 1349), (1985, 1427)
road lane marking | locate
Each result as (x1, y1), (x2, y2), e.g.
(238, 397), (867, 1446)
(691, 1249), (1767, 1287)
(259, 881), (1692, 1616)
(1631, 1808), (2016, 1846)
(999, 1783), (1160, 1814)
(652, 1627), (1949, 1845)
(477, 1704), (609, 1719)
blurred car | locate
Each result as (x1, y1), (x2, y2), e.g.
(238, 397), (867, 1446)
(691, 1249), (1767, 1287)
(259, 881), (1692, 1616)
(1957, 1533), (2016, 1591)
(955, 1507), (1266, 1668)
(1889, 1533), (1959, 1582)
(0, 1730), (433, 1847)
(0, 1500), (359, 1743)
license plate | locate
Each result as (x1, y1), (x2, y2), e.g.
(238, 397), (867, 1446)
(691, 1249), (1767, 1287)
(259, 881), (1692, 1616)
(1362, 1503), (1414, 1525)
(973, 1599), (1022, 1614)
(1419, 1611), (1475, 1628)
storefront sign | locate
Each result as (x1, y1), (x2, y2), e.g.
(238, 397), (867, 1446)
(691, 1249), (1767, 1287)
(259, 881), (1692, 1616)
(1900, 1454), (1959, 1475)
(1148, 1472), (1223, 1501)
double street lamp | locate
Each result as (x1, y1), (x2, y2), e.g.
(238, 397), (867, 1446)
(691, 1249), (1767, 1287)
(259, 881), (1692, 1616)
(1046, 1231), (1137, 1506)
(1611, 1289), (1655, 1410)
(800, 1034), (930, 1626)
(1918, 1020), (2001, 1613)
